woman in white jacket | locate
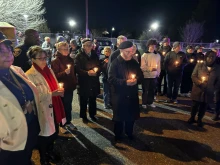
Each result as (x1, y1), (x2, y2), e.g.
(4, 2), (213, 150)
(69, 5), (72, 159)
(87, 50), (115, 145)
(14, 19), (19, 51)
(0, 37), (40, 165)
(26, 46), (66, 165)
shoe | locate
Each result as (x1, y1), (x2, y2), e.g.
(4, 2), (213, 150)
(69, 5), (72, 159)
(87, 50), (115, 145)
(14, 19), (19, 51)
(173, 99), (178, 104)
(142, 105), (147, 109)
(148, 104), (156, 108)
(165, 99), (173, 103)
(40, 161), (52, 165)
(114, 136), (122, 143)
(157, 92), (162, 96)
(82, 117), (89, 123)
(104, 105), (111, 109)
(48, 151), (61, 164)
(90, 116), (98, 122)
(212, 114), (220, 121)
(65, 122), (78, 131)
(187, 118), (196, 124)
(197, 120), (204, 127)
(60, 127), (69, 134)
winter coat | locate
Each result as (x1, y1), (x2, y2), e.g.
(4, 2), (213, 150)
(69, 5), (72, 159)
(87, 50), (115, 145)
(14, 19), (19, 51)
(74, 49), (100, 97)
(164, 51), (188, 76)
(51, 52), (77, 91)
(100, 56), (109, 82)
(191, 63), (220, 103)
(108, 55), (143, 121)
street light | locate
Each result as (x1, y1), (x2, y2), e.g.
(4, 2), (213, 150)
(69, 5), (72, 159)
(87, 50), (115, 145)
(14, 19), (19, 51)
(23, 14), (28, 30)
(69, 20), (76, 33)
(216, 39), (219, 43)
(111, 27), (115, 42)
(150, 22), (159, 30)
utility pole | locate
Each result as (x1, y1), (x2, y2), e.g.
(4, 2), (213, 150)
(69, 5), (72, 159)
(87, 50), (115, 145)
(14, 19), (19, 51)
(86, 0), (89, 38)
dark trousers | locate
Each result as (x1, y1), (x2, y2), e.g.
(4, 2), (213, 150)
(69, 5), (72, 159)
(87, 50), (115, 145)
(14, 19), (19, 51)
(103, 81), (110, 106)
(180, 71), (193, 93)
(114, 121), (135, 137)
(190, 100), (207, 121)
(61, 90), (73, 123)
(215, 101), (220, 115)
(166, 74), (182, 100)
(157, 70), (167, 94)
(0, 117), (39, 165)
(79, 95), (97, 118)
(142, 78), (157, 105)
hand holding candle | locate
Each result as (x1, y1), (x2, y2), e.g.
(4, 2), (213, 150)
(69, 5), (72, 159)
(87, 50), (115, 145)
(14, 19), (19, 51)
(67, 64), (71, 69)
(175, 61), (179, 67)
(190, 59), (194, 63)
(202, 76), (206, 83)
(162, 51), (166, 55)
(93, 67), (98, 73)
(131, 74), (136, 79)
(58, 83), (64, 90)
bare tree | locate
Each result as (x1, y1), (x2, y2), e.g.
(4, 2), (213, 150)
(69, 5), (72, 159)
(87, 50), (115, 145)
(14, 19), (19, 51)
(37, 22), (51, 33)
(0, 0), (46, 32)
(90, 29), (103, 38)
(180, 20), (204, 44)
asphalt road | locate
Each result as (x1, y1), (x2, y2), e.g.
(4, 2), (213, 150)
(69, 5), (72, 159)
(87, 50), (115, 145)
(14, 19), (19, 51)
(32, 92), (220, 165)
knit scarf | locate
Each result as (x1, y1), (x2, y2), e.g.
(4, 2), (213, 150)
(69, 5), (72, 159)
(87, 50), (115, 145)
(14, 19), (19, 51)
(33, 63), (65, 124)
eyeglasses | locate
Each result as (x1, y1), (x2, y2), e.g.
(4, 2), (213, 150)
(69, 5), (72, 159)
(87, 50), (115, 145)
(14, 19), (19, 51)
(34, 57), (48, 61)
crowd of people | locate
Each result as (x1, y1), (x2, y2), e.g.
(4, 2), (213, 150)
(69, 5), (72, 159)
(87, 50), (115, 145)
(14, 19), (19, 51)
(0, 28), (220, 165)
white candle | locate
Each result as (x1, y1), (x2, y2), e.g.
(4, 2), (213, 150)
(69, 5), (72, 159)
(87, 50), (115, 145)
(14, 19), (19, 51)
(58, 83), (64, 89)
(175, 61), (179, 66)
(93, 67), (98, 73)
(162, 51), (166, 55)
(190, 59), (194, 63)
(131, 74), (136, 79)
(202, 76), (206, 83)
(67, 64), (71, 69)
(200, 60), (204, 63)
(197, 60), (200, 63)
(156, 64), (158, 69)
(135, 54), (138, 57)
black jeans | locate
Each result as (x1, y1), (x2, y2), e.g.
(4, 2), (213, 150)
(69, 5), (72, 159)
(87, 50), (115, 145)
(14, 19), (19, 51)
(166, 74), (182, 100)
(181, 71), (193, 93)
(79, 95), (97, 118)
(0, 117), (39, 165)
(215, 101), (220, 115)
(114, 121), (135, 137)
(142, 78), (157, 105)
(190, 100), (207, 121)
(61, 90), (73, 123)
(157, 70), (167, 94)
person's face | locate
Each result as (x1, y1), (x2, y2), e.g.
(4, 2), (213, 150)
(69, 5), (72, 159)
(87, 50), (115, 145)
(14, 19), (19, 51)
(70, 43), (77, 50)
(104, 49), (111, 57)
(148, 45), (156, 53)
(59, 45), (69, 56)
(187, 48), (193, 54)
(26, 31), (40, 46)
(197, 48), (203, 53)
(121, 47), (133, 60)
(93, 39), (97, 43)
(117, 38), (126, 46)
(83, 42), (93, 54)
(174, 45), (182, 52)
(46, 38), (50, 43)
(0, 43), (14, 69)
(206, 52), (216, 66)
(163, 42), (169, 47)
(32, 52), (47, 69)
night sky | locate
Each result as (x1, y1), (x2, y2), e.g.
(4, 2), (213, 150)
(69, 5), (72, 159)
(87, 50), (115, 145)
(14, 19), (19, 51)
(44, 0), (219, 42)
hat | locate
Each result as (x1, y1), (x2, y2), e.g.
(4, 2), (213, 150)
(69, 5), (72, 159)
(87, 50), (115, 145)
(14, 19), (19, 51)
(186, 45), (194, 50)
(70, 39), (77, 46)
(118, 41), (133, 49)
(172, 41), (180, 49)
(162, 38), (170, 43)
(0, 31), (6, 40)
(56, 36), (65, 42)
(195, 45), (203, 50)
(81, 38), (92, 44)
(0, 39), (12, 46)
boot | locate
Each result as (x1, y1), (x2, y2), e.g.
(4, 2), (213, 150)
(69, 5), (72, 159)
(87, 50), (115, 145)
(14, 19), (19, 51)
(187, 117), (196, 124)
(212, 114), (220, 121)
(197, 119), (204, 127)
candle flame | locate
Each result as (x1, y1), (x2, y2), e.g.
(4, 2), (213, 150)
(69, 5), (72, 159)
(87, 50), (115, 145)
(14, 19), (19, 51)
(67, 64), (71, 69)
(131, 74), (136, 79)
(58, 83), (64, 89)
(94, 67), (98, 73)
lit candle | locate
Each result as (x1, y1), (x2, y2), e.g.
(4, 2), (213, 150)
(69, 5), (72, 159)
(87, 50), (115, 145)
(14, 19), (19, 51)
(131, 74), (136, 79)
(67, 64), (71, 69)
(200, 60), (204, 63)
(190, 59), (194, 63)
(135, 54), (138, 57)
(156, 64), (158, 69)
(175, 61), (179, 66)
(162, 51), (166, 55)
(197, 60), (200, 63)
(93, 67), (98, 73)
(58, 83), (64, 89)
(202, 76), (206, 83)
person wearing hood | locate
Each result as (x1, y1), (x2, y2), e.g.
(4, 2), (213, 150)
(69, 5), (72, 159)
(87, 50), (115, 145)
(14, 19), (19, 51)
(100, 46), (112, 109)
(188, 51), (220, 127)
(157, 38), (171, 96)
(141, 39), (161, 109)
(180, 45), (197, 97)
(194, 45), (204, 62)
(74, 38), (100, 123)
(51, 42), (78, 131)
(164, 42), (187, 103)
(13, 29), (40, 72)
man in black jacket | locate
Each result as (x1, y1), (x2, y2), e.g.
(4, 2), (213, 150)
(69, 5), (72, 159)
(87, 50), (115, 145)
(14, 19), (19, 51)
(188, 51), (220, 127)
(108, 41), (143, 141)
(195, 45), (204, 62)
(164, 42), (187, 103)
(74, 38), (100, 123)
